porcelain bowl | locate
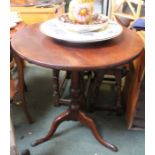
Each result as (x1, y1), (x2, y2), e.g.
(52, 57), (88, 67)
(58, 14), (109, 33)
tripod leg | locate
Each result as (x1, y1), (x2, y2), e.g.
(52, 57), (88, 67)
(31, 110), (70, 146)
(78, 112), (118, 152)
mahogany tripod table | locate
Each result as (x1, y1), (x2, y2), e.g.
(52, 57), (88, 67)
(11, 24), (143, 152)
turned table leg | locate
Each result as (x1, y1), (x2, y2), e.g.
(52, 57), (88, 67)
(115, 72), (122, 115)
(52, 69), (60, 106)
(31, 71), (81, 146)
(71, 71), (118, 152)
(32, 71), (118, 152)
(12, 52), (33, 124)
(87, 71), (105, 112)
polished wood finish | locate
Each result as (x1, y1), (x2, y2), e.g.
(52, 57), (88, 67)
(123, 49), (145, 129)
(12, 52), (33, 123)
(31, 71), (118, 152)
(11, 24), (144, 151)
(10, 22), (26, 38)
(10, 22), (33, 123)
(11, 25), (143, 71)
(31, 109), (118, 151)
(31, 110), (70, 147)
(78, 112), (118, 151)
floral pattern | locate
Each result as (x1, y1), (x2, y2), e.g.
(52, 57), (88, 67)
(40, 19), (123, 43)
(73, 3), (92, 24)
(68, 0), (94, 24)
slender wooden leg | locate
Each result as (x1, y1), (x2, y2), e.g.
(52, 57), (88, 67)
(12, 52), (33, 123)
(52, 69), (60, 106)
(71, 71), (118, 152)
(32, 71), (118, 152)
(115, 73), (122, 115)
(69, 71), (81, 120)
(78, 112), (118, 152)
(87, 71), (105, 112)
(21, 60), (28, 92)
(31, 110), (70, 146)
(31, 71), (81, 146)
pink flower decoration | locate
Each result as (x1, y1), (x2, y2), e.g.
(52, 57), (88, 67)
(73, 4), (92, 24)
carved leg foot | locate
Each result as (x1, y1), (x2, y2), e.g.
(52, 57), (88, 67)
(78, 112), (118, 152)
(31, 110), (70, 147)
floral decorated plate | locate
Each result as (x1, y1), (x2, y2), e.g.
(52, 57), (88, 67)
(58, 13), (109, 33)
(40, 18), (123, 43)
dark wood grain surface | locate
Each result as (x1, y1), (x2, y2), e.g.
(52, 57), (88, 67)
(10, 23), (144, 149)
(11, 24), (144, 70)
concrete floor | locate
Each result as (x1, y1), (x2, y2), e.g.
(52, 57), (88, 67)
(12, 64), (145, 155)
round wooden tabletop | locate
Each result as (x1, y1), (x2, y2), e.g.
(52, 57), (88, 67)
(11, 24), (144, 71)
